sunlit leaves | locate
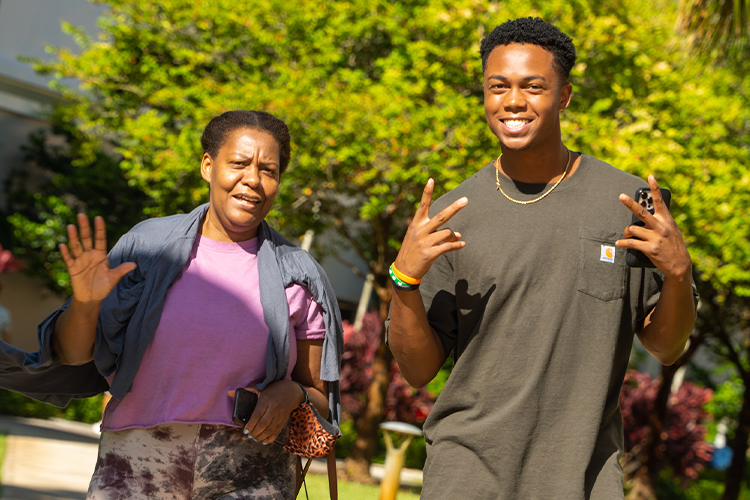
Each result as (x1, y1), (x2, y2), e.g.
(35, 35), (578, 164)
(9, 0), (750, 301)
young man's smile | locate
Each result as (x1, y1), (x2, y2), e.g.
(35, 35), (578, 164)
(499, 118), (533, 133)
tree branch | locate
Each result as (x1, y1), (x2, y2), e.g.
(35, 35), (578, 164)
(716, 327), (748, 380)
(337, 223), (371, 270)
(331, 254), (367, 281)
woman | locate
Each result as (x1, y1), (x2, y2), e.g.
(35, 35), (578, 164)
(47, 110), (342, 499)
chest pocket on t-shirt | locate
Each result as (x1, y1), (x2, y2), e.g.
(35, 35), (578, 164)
(577, 226), (627, 301)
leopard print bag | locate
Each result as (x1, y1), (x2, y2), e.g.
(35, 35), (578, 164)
(278, 383), (340, 458)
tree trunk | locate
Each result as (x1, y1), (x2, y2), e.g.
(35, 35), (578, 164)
(344, 282), (393, 481)
(631, 333), (705, 495)
(643, 363), (680, 484)
(626, 466), (657, 500)
(626, 363), (680, 500)
(722, 375), (750, 500)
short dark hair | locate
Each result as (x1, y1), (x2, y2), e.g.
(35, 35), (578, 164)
(480, 17), (576, 85)
(200, 110), (292, 174)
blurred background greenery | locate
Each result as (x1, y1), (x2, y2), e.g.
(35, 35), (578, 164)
(0, 0), (748, 498)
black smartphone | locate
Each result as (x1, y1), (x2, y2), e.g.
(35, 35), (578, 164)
(625, 187), (672, 268)
(232, 388), (258, 426)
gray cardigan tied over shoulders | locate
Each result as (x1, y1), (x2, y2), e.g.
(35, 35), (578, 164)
(0, 204), (344, 425)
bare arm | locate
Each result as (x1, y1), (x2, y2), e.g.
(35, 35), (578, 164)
(637, 270), (695, 365)
(52, 214), (136, 365)
(389, 179), (467, 388)
(389, 287), (448, 388)
(615, 175), (696, 365)
(292, 338), (329, 418)
(53, 300), (100, 365)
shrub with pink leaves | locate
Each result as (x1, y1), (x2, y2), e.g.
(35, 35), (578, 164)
(339, 311), (434, 425)
(0, 245), (23, 273)
(619, 369), (714, 484)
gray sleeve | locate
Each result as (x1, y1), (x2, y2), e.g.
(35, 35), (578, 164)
(419, 253), (459, 357)
(36, 300), (70, 367)
(276, 247), (344, 427)
(1, 300), (107, 408)
(638, 268), (663, 330)
(93, 232), (148, 378)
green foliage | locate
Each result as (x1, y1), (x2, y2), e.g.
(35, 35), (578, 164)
(706, 374), (743, 441)
(5, 0), (750, 484)
(336, 418), (427, 470)
(653, 467), (750, 500)
(402, 432), (427, 470)
(426, 357), (454, 398)
(557, 1), (750, 301)
(0, 389), (104, 424)
(334, 418), (358, 460)
(5, 118), (150, 294)
(7, 0), (748, 299)
(679, 0), (750, 67)
(0, 389), (59, 420)
(0, 433), (6, 486)
(61, 395), (106, 424)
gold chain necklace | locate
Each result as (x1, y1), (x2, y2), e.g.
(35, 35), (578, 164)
(495, 149), (571, 205)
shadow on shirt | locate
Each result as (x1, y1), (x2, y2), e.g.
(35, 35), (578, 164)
(429, 280), (496, 361)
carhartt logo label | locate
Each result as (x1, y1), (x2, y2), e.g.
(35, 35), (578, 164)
(601, 245), (615, 263)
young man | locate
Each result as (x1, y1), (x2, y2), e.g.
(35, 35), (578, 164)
(388, 17), (696, 499)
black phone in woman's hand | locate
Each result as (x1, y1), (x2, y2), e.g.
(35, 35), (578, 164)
(232, 388), (258, 426)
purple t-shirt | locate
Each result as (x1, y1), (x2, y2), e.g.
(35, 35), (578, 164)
(101, 234), (326, 431)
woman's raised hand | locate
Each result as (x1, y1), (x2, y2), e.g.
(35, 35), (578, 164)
(393, 179), (468, 281)
(60, 214), (136, 303)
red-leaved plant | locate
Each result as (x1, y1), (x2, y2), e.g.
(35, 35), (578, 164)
(0, 245), (23, 273)
(619, 369), (714, 485)
(340, 311), (433, 425)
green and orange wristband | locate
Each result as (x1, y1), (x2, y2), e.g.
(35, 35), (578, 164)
(389, 263), (422, 292)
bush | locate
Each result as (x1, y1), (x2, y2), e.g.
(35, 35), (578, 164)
(620, 370), (714, 485)
(335, 418), (427, 470)
(340, 312), (433, 425)
(0, 389), (103, 424)
(653, 467), (750, 500)
(337, 311), (432, 469)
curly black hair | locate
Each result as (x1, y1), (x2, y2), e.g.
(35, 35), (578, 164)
(480, 17), (576, 85)
(200, 110), (292, 175)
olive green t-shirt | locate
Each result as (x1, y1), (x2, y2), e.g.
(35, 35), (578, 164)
(417, 155), (664, 500)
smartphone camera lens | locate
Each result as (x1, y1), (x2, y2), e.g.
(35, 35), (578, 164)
(640, 192), (649, 200)
(640, 201), (647, 207)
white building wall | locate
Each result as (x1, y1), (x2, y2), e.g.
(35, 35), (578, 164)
(0, 0), (103, 349)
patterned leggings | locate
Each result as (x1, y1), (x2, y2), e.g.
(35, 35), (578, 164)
(87, 423), (296, 500)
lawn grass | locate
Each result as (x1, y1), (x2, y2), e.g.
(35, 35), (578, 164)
(0, 433), (6, 495)
(296, 473), (421, 500)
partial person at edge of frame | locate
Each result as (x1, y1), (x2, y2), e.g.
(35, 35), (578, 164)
(0, 110), (344, 500)
(387, 17), (697, 500)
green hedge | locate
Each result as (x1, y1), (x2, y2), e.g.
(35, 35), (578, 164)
(335, 419), (427, 470)
(0, 389), (103, 424)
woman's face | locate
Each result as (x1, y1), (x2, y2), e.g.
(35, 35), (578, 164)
(200, 127), (281, 242)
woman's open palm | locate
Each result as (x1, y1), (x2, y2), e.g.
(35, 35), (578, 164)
(60, 214), (136, 303)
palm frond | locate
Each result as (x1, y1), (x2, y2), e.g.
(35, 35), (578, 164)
(679, 0), (750, 65)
